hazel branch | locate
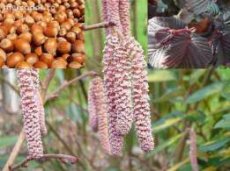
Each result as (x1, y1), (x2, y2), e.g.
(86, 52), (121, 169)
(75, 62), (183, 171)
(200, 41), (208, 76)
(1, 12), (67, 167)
(41, 69), (56, 101)
(2, 131), (25, 171)
(46, 71), (97, 101)
(83, 22), (116, 31)
(9, 154), (79, 171)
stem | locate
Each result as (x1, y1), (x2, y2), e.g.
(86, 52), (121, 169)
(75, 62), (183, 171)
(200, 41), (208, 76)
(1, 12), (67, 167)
(83, 22), (116, 31)
(3, 131), (25, 171)
(41, 69), (56, 101)
(46, 71), (97, 101)
(9, 154), (79, 171)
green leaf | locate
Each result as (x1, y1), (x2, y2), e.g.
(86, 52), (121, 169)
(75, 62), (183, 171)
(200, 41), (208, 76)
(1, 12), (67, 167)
(189, 69), (206, 84)
(214, 113), (230, 129)
(148, 70), (176, 82)
(146, 133), (183, 158)
(186, 83), (224, 104)
(199, 138), (230, 152)
(153, 117), (183, 133)
(215, 120), (230, 129)
(0, 136), (17, 149)
(168, 158), (189, 171)
(154, 87), (184, 102)
(223, 113), (230, 120)
(221, 92), (230, 101)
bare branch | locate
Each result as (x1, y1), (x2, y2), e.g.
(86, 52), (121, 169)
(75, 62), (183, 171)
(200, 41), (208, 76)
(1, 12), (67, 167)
(83, 22), (116, 31)
(46, 71), (97, 101)
(9, 154), (79, 171)
(41, 69), (56, 101)
(3, 131), (25, 171)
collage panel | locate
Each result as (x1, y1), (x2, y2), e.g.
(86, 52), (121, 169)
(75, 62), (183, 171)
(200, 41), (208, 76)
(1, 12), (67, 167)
(0, 0), (229, 171)
(0, 0), (85, 68)
(148, 0), (230, 68)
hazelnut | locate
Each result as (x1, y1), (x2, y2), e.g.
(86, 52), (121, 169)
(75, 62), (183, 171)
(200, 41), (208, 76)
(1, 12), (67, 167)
(16, 61), (32, 68)
(0, 56), (5, 67)
(57, 41), (71, 54)
(44, 38), (57, 55)
(33, 61), (48, 68)
(40, 53), (54, 66)
(33, 32), (47, 46)
(0, 38), (14, 52)
(14, 39), (31, 54)
(7, 52), (24, 68)
(68, 61), (82, 69)
(72, 40), (84, 53)
(51, 58), (67, 68)
(25, 53), (39, 65)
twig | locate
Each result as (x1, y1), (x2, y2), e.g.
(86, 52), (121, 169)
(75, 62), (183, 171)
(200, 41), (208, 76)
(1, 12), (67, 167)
(9, 153), (79, 171)
(189, 128), (199, 171)
(83, 21), (115, 31)
(41, 69), (56, 101)
(46, 71), (97, 101)
(2, 130), (25, 171)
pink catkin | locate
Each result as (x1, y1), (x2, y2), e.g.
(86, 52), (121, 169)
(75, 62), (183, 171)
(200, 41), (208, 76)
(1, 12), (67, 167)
(17, 69), (43, 159)
(119, 0), (131, 36)
(90, 77), (110, 154)
(189, 128), (199, 171)
(102, 0), (154, 154)
(31, 69), (47, 136)
(127, 37), (154, 152)
(88, 80), (99, 132)
(102, 0), (110, 35)
(106, 0), (123, 33)
(113, 42), (133, 135)
(103, 35), (124, 156)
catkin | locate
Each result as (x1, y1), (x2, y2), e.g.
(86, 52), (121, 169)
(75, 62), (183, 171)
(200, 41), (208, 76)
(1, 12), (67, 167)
(114, 42), (133, 135)
(88, 80), (99, 132)
(17, 69), (43, 159)
(119, 0), (131, 36)
(102, 0), (110, 35)
(90, 77), (110, 154)
(107, 0), (123, 33)
(31, 69), (47, 136)
(100, 0), (154, 154)
(128, 37), (154, 152)
(103, 34), (124, 156)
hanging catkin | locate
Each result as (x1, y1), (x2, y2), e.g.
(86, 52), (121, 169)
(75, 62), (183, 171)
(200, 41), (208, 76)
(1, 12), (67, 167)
(17, 69), (43, 159)
(88, 79), (99, 132)
(127, 37), (154, 151)
(119, 0), (131, 36)
(104, 0), (134, 136)
(31, 69), (47, 136)
(88, 77), (110, 154)
(103, 34), (124, 156)
(102, 0), (124, 155)
(100, 0), (154, 154)
(113, 42), (133, 136)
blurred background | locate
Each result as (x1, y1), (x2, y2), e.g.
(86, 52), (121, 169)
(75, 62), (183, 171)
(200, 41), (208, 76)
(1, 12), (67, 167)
(0, 0), (230, 171)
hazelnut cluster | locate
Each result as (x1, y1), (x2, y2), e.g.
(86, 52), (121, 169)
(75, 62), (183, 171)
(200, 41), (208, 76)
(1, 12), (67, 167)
(0, 0), (85, 68)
